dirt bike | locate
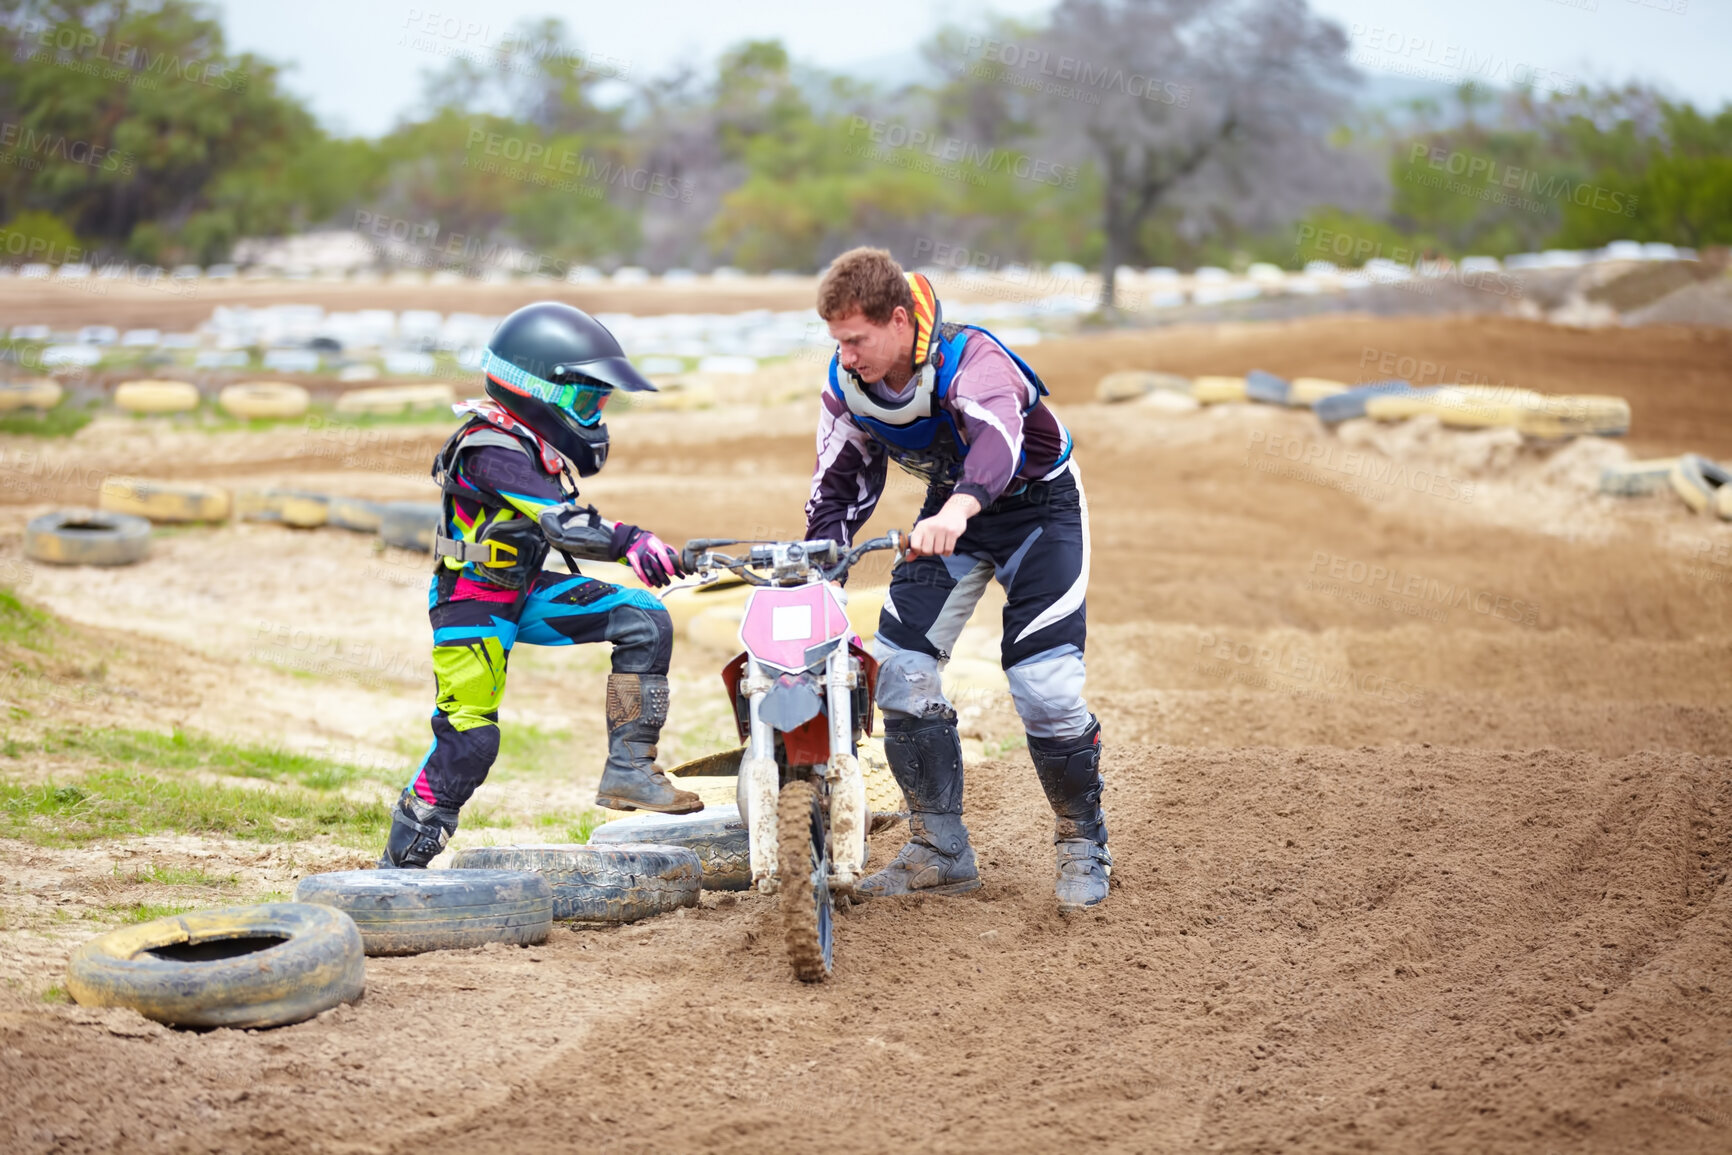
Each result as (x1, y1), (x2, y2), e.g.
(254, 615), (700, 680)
(680, 531), (904, 981)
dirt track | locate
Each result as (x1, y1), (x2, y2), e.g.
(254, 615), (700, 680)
(2, 312), (1731, 1152)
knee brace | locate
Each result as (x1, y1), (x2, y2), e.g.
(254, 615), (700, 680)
(874, 640), (953, 722)
(605, 603), (674, 674)
(1007, 646), (1092, 740)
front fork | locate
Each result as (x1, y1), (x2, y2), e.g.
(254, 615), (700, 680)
(736, 651), (868, 895)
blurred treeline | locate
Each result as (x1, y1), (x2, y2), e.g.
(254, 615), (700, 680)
(1, 0), (1728, 274)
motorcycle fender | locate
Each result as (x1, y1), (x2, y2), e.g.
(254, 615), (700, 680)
(828, 751), (866, 891)
(740, 754), (781, 893)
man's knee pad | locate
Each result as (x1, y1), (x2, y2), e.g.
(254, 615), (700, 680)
(606, 604), (674, 673)
(1007, 647), (1091, 740)
(874, 643), (953, 722)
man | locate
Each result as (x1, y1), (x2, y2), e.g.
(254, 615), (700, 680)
(804, 247), (1109, 911)
(378, 301), (701, 870)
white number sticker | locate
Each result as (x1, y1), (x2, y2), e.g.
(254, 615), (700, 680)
(771, 604), (813, 641)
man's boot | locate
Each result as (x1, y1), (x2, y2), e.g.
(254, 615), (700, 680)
(378, 790), (460, 869)
(856, 713), (981, 899)
(1027, 716), (1111, 912)
(594, 673), (703, 814)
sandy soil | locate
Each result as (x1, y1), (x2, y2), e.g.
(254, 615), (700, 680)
(2, 313), (1730, 1153)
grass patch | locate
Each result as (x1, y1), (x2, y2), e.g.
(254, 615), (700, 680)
(535, 808), (606, 844)
(106, 900), (199, 924)
(35, 727), (397, 791)
(119, 863), (240, 888)
(0, 399), (95, 438)
(40, 984), (69, 1004)
(0, 588), (57, 651)
(0, 770), (389, 847)
(492, 722), (577, 779)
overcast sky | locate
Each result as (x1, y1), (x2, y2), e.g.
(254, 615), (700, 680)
(212, 0), (1730, 138)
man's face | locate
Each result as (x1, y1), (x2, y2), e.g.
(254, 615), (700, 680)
(826, 306), (913, 385)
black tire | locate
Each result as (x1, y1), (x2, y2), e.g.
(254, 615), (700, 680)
(25, 510), (151, 566)
(65, 902), (364, 1029)
(379, 501), (441, 553)
(294, 869), (552, 956)
(1312, 380), (1417, 425)
(589, 805), (749, 891)
(778, 780), (834, 982)
(327, 498), (388, 533)
(449, 844), (701, 923)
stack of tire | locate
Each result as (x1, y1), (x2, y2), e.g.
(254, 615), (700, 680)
(61, 842), (710, 1030)
(1599, 453), (1732, 519)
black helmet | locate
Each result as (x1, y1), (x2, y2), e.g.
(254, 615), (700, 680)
(480, 302), (655, 477)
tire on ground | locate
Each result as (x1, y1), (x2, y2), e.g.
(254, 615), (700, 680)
(0, 378), (63, 411)
(236, 489), (330, 528)
(1095, 370), (1191, 403)
(450, 844), (702, 923)
(378, 501), (441, 552)
(1515, 395), (1631, 439)
(1599, 458), (1679, 497)
(65, 902), (364, 1029)
(25, 510), (151, 566)
(1290, 378), (1347, 407)
(1363, 389), (1446, 422)
(115, 380), (199, 414)
(333, 384), (454, 416)
(1313, 381), (1416, 425)
(1670, 453), (1732, 514)
(294, 869), (552, 956)
(1190, 376), (1247, 404)
(590, 807), (749, 891)
(99, 477), (231, 523)
(220, 382), (310, 420)
(668, 747), (745, 777)
(327, 498), (388, 533)
(1244, 370), (1291, 405)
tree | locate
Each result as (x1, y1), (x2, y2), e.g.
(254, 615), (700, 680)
(1021, 0), (1369, 308)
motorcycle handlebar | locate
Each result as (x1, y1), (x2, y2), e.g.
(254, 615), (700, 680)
(681, 531), (904, 586)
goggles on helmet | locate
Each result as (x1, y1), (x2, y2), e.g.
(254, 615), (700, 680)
(480, 347), (612, 427)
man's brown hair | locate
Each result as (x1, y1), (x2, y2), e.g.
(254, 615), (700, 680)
(817, 247), (914, 324)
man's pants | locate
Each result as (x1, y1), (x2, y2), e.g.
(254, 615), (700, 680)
(406, 570), (674, 810)
(874, 460), (1091, 740)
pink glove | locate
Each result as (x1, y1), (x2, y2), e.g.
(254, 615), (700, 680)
(624, 530), (686, 588)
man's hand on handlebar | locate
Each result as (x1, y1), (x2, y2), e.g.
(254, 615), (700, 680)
(906, 493), (981, 559)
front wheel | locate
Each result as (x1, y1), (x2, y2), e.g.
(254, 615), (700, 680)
(777, 779), (833, 981)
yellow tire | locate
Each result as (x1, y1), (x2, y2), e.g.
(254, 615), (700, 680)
(1290, 378), (1348, 407)
(857, 737), (907, 816)
(1190, 376), (1247, 404)
(115, 380), (199, 414)
(1715, 485), (1732, 522)
(66, 903), (365, 1028)
(1096, 371), (1191, 403)
(1670, 454), (1731, 514)
(1599, 458), (1679, 497)
(326, 498), (387, 533)
(99, 477), (231, 523)
(1364, 391), (1443, 421)
(25, 510), (151, 565)
(0, 378), (63, 411)
(333, 383), (454, 416)
(219, 381), (310, 420)
(688, 604), (746, 650)
(236, 489), (331, 528)
(1514, 395), (1630, 439)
